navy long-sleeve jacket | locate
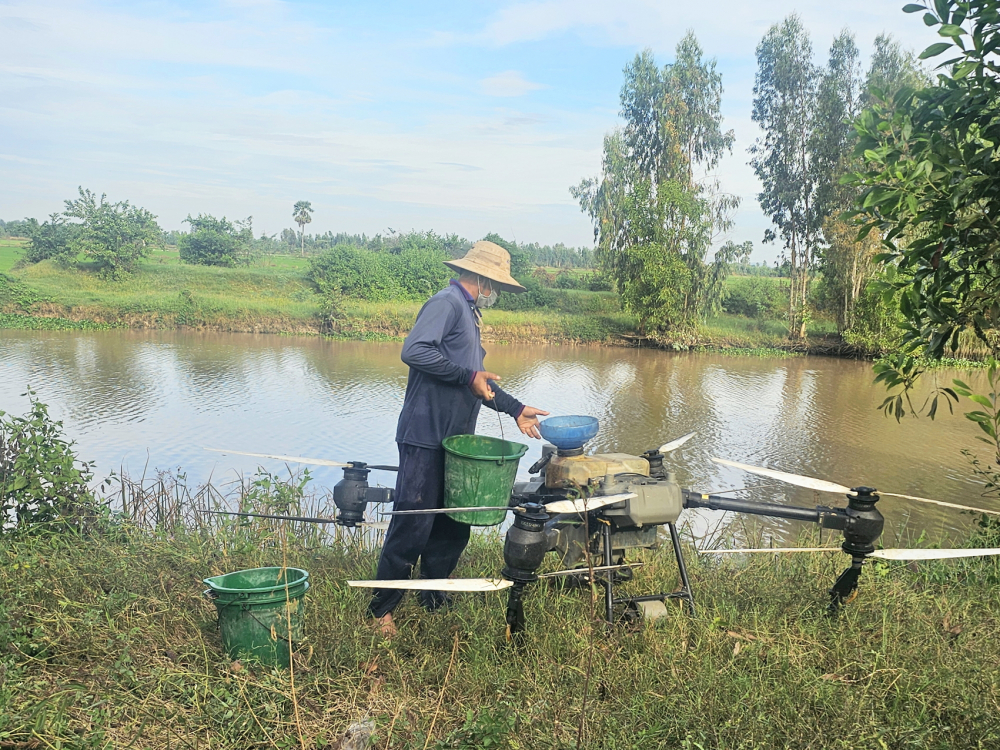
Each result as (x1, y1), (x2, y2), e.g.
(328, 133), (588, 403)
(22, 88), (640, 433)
(395, 281), (523, 449)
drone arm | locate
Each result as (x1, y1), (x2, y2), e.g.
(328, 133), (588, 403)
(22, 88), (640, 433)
(683, 491), (825, 524)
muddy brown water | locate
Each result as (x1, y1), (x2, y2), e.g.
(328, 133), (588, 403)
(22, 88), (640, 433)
(0, 329), (994, 543)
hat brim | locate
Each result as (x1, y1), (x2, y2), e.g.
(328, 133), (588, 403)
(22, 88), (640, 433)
(444, 259), (526, 293)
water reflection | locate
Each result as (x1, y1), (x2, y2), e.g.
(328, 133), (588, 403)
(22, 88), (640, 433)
(0, 330), (994, 542)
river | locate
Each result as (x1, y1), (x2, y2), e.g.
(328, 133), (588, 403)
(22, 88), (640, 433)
(0, 329), (994, 543)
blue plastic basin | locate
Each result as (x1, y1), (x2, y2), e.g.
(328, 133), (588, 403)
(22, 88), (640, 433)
(538, 416), (600, 450)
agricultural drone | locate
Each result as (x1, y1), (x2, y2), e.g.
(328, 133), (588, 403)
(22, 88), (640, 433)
(206, 416), (1000, 633)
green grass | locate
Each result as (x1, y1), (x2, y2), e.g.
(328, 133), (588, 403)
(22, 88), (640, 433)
(0, 251), (868, 353)
(0, 238), (25, 273)
(3, 509), (999, 749)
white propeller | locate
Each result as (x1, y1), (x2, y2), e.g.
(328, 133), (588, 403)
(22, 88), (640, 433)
(711, 457), (1000, 517)
(206, 448), (349, 468)
(385, 493), (637, 517)
(659, 431), (696, 454)
(700, 546), (1000, 560)
(347, 578), (513, 592)
(544, 493), (636, 515)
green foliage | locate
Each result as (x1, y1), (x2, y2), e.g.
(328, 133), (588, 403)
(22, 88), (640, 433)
(178, 214), (255, 267)
(307, 244), (452, 302)
(0, 392), (100, 534)
(63, 187), (162, 279)
(954, 363), (1000, 455)
(22, 214), (78, 265)
(850, 0), (1000, 360)
(722, 276), (787, 319)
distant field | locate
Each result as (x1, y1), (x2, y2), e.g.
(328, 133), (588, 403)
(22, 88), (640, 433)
(0, 238), (25, 272)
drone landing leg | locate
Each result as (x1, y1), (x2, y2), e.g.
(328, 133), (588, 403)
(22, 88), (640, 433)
(504, 582), (527, 639)
(828, 556), (864, 614)
(666, 522), (696, 615)
(602, 522), (614, 623)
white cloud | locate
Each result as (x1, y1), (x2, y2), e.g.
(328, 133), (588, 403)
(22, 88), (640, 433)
(479, 70), (546, 97)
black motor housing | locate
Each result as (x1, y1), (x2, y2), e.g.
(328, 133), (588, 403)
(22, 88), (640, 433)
(502, 503), (550, 582)
(333, 463), (393, 526)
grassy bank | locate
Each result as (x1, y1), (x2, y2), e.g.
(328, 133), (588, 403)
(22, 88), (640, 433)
(0, 245), (845, 351)
(3, 512), (999, 749)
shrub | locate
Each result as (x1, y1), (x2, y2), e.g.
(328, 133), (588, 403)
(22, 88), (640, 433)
(0, 392), (100, 535)
(308, 244), (453, 302)
(178, 214), (255, 267)
(722, 276), (786, 319)
(494, 276), (561, 310)
(22, 215), (78, 265)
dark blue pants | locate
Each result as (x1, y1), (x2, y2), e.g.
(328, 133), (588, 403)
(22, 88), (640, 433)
(368, 443), (471, 618)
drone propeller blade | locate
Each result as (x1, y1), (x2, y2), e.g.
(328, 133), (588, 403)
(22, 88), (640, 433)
(699, 547), (840, 554)
(202, 509), (339, 524)
(539, 563), (645, 578)
(870, 547), (1000, 561)
(700, 546), (1000, 561)
(711, 458), (851, 495)
(712, 458), (1000, 517)
(544, 492), (637, 515)
(876, 491), (1000, 517)
(205, 448), (349, 468)
(347, 578), (513, 592)
(659, 431), (696, 454)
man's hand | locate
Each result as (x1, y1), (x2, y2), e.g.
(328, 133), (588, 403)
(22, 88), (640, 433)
(470, 370), (500, 401)
(516, 406), (550, 439)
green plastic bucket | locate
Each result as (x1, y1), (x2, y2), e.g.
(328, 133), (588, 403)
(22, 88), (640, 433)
(442, 434), (528, 526)
(203, 566), (308, 668)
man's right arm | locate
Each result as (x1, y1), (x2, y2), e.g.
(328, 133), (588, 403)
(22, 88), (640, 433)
(400, 298), (473, 386)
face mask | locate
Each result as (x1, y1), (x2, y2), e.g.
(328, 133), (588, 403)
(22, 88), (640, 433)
(476, 278), (498, 308)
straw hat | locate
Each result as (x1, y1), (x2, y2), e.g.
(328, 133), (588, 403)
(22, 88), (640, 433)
(444, 241), (526, 293)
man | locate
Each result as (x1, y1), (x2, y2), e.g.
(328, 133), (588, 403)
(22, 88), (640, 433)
(369, 240), (549, 636)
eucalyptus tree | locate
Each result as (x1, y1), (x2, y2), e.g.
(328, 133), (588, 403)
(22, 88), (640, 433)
(811, 31), (870, 331)
(816, 34), (927, 334)
(749, 15), (819, 339)
(293, 200), (313, 256)
(572, 32), (740, 334)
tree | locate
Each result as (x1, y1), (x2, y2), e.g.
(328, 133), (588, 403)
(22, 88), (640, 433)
(572, 33), (739, 334)
(23, 214), (78, 265)
(293, 201), (313, 256)
(749, 15), (819, 340)
(62, 188), (161, 279)
(850, 0), (1000, 359)
(178, 214), (254, 267)
(815, 34), (926, 335)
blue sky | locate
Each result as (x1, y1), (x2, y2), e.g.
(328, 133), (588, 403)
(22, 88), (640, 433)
(1, 0), (936, 263)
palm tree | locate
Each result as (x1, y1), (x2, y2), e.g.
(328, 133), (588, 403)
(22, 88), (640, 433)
(292, 201), (313, 256)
